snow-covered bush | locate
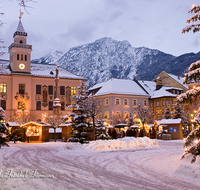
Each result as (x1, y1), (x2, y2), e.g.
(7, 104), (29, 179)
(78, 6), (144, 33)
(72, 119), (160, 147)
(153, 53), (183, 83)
(182, 127), (200, 163)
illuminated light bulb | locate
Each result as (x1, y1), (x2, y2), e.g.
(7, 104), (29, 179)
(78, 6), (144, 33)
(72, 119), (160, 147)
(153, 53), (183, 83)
(183, 138), (186, 141)
(192, 4), (195, 8)
(185, 148), (188, 151)
(195, 139), (198, 144)
(193, 86), (196, 89)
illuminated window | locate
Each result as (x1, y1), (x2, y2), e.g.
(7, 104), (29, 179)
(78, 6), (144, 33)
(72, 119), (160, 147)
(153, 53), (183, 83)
(124, 111), (129, 119)
(19, 84), (25, 94)
(71, 87), (76, 95)
(0, 83), (6, 93)
(166, 99), (169, 106)
(104, 111), (109, 119)
(156, 101), (160, 107)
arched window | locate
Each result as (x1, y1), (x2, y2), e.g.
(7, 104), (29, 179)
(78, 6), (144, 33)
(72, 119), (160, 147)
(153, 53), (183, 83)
(115, 98), (120, 106)
(124, 99), (128, 106)
(144, 100), (148, 106)
(105, 98), (109, 106)
(133, 99), (137, 106)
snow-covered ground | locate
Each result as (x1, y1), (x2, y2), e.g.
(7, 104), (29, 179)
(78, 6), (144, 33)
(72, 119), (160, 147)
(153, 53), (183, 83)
(0, 137), (199, 190)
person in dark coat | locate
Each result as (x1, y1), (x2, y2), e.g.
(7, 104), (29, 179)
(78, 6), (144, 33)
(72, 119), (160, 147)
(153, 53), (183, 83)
(112, 129), (117, 139)
(13, 129), (17, 144)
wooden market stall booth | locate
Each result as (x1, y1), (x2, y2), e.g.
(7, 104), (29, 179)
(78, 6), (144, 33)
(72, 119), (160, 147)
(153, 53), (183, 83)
(157, 118), (183, 140)
(20, 121), (50, 142)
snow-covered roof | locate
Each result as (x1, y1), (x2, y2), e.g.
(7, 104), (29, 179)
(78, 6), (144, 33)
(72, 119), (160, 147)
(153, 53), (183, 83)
(138, 80), (156, 96)
(157, 118), (182, 125)
(89, 78), (150, 96)
(7, 122), (20, 127)
(164, 72), (188, 89)
(0, 60), (85, 80)
(150, 86), (178, 99)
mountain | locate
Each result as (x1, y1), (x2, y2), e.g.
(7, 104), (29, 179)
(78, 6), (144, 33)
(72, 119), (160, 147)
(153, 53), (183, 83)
(32, 50), (64, 64)
(32, 37), (200, 87)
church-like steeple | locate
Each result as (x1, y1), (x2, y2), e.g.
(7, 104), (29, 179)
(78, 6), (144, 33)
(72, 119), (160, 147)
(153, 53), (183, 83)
(8, 10), (32, 73)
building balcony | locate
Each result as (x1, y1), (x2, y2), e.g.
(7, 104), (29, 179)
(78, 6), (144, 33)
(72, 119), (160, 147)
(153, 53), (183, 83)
(8, 43), (32, 51)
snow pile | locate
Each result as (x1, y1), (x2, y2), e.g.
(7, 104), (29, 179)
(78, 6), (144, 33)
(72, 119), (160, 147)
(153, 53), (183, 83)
(65, 137), (159, 151)
(175, 164), (200, 179)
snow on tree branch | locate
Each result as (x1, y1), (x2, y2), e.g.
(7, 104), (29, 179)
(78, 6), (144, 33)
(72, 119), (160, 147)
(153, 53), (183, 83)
(182, 5), (200, 34)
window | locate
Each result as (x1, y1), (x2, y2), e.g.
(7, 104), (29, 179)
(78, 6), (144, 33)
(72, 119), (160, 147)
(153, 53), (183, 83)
(1, 100), (6, 110)
(104, 111), (109, 119)
(115, 98), (120, 106)
(105, 98), (109, 106)
(133, 99), (137, 106)
(173, 90), (175, 94)
(116, 111), (121, 118)
(61, 102), (65, 110)
(124, 111), (129, 119)
(36, 101), (41, 110)
(144, 100), (147, 106)
(48, 85), (53, 95)
(0, 83), (6, 93)
(17, 54), (19, 60)
(156, 101), (160, 107)
(124, 99), (128, 106)
(21, 54), (23, 61)
(49, 101), (53, 110)
(20, 40), (23, 44)
(166, 99), (169, 106)
(25, 55), (27, 61)
(36, 85), (41, 94)
(162, 100), (165, 106)
(151, 102), (153, 107)
(60, 86), (65, 95)
(171, 99), (173, 105)
(71, 87), (76, 95)
(19, 84), (25, 94)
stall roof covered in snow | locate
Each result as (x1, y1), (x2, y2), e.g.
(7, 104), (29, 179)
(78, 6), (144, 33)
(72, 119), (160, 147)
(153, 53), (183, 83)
(89, 78), (150, 96)
(0, 60), (85, 80)
(157, 118), (182, 125)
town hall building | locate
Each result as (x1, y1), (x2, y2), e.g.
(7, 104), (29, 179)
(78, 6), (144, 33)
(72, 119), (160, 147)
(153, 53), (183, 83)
(0, 17), (85, 122)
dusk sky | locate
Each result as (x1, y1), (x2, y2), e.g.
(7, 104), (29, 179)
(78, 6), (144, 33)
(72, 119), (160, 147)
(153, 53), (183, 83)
(0, 0), (200, 60)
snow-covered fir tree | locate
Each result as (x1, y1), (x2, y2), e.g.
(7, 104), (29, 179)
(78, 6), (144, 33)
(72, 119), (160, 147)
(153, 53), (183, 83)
(164, 105), (172, 119)
(178, 4), (200, 163)
(0, 106), (9, 149)
(95, 114), (109, 140)
(67, 81), (92, 143)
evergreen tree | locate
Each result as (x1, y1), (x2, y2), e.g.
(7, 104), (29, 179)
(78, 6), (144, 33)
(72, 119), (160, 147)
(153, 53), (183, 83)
(68, 81), (91, 144)
(0, 107), (9, 149)
(178, 4), (200, 163)
(95, 114), (109, 140)
(173, 103), (183, 119)
(164, 106), (172, 119)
